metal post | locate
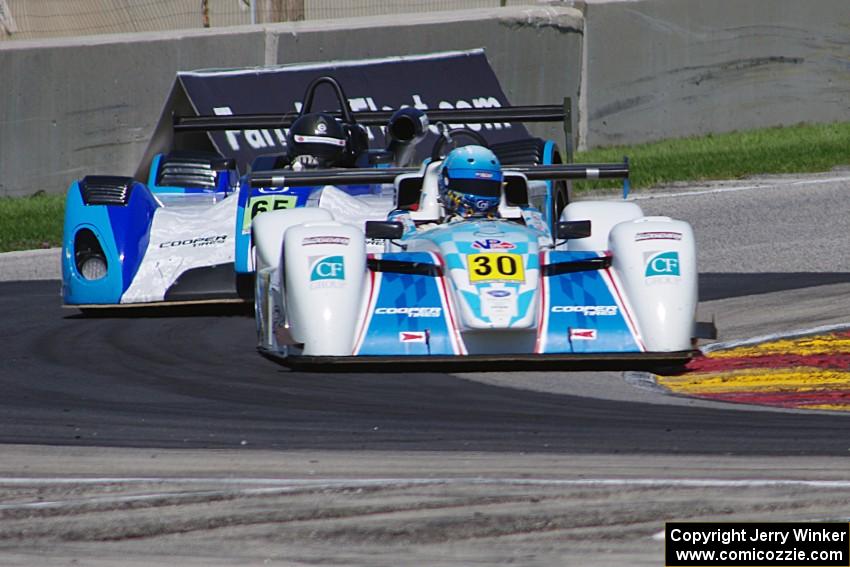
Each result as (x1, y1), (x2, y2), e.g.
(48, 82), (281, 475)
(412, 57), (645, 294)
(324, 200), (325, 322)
(250, 0), (256, 25)
(562, 96), (574, 163)
(202, 0), (210, 27)
(274, 0), (304, 21)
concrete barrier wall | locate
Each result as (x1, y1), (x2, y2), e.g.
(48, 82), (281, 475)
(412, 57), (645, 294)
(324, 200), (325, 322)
(0, 28), (267, 197)
(270, 8), (584, 149)
(1, 1), (849, 197)
(0, 7), (582, 197)
(580, 0), (850, 148)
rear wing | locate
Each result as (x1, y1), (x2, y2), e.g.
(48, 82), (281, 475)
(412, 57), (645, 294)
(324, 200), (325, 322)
(248, 161), (629, 188)
(173, 104), (567, 130)
(173, 100), (575, 161)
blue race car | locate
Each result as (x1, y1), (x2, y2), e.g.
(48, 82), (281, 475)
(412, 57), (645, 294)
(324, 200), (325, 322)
(62, 76), (570, 308)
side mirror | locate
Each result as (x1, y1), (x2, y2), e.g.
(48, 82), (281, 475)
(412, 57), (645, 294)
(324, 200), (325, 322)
(365, 221), (404, 240)
(503, 175), (529, 207)
(396, 176), (424, 210)
(556, 220), (591, 240)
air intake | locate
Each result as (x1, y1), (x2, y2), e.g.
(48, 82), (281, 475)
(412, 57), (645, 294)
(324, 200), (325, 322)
(80, 176), (134, 206)
(156, 152), (225, 189)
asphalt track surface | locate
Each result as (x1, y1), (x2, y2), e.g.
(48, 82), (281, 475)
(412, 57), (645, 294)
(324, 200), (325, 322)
(2, 174), (850, 455)
(0, 277), (847, 455)
(3, 174), (850, 565)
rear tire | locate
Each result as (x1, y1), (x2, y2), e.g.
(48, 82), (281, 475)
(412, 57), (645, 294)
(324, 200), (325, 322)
(551, 181), (569, 226)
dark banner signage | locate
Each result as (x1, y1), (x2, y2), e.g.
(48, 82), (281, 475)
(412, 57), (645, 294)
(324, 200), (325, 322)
(177, 50), (529, 172)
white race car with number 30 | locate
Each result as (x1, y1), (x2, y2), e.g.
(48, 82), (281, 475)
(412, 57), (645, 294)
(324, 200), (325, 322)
(251, 147), (714, 370)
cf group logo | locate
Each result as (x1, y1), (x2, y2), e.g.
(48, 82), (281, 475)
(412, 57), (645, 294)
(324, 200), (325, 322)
(310, 255), (345, 282)
(645, 251), (680, 277)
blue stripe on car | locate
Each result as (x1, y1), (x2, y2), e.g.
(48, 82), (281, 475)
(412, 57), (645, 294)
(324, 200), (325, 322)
(357, 253), (453, 356)
(542, 252), (640, 353)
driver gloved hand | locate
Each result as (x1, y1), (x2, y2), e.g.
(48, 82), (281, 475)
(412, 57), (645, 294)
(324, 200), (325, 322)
(291, 155), (320, 171)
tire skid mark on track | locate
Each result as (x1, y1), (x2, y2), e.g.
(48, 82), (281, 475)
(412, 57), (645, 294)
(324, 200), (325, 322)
(8, 476), (850, 490)
(4, 477), (850, 548)
(1, 480), (849, 552)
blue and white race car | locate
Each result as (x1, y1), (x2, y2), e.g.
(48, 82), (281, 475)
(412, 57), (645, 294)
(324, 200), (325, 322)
(252, 143), (713, 369)
(61, 76), (569, 308)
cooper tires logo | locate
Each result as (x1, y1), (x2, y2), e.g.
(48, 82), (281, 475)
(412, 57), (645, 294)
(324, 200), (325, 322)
(375, 307), (442, 318)
(551, 305), (618, 316)
(159, 235), (227, 248)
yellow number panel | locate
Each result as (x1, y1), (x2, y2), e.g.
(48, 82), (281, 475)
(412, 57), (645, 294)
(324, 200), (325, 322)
(242, 195), (298, 232)
(467, 253), (525, 283)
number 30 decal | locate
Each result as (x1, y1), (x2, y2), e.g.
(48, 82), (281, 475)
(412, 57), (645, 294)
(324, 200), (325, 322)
(468, 253), (525, 283)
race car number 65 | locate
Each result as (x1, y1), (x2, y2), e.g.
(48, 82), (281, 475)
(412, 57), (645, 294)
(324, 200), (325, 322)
(468, 253), (525, 283)
(242, 195), (298, 231)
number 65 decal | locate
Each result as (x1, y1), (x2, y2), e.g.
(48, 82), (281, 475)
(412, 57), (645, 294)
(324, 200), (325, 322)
(467, 253), (525, 283)
(242, 195), (298, 231)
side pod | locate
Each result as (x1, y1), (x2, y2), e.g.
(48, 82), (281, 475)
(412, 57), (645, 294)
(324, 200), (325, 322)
(283, 223), (367, 356)
(560, 201), (643, 251)
(253, 208), (334, 352)
(609, 217), (698, 351)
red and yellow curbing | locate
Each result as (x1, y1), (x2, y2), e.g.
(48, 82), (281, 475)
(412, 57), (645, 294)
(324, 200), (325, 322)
(657, 330), (850, 411)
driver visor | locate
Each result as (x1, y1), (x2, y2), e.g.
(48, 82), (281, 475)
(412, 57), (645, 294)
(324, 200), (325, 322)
(446, 173), (503, 198)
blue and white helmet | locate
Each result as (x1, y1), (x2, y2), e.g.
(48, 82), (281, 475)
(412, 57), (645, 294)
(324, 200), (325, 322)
(438, 145), (503, 218)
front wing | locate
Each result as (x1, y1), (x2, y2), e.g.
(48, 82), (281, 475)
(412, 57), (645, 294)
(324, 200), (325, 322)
(260, 350), (698, 372)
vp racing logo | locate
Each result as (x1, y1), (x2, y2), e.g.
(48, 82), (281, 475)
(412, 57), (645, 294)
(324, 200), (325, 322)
(472, 239), (515, 250)
(309, 255), (345, 288)
(644, 251), (680, 279)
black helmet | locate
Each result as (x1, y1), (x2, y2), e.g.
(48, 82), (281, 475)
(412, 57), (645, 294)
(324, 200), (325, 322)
(286, 112), (348, 168)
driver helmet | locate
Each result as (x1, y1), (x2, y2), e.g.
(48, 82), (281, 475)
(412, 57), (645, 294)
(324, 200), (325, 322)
(438, 145), (503, 218)
(286, 112), (347, 168)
